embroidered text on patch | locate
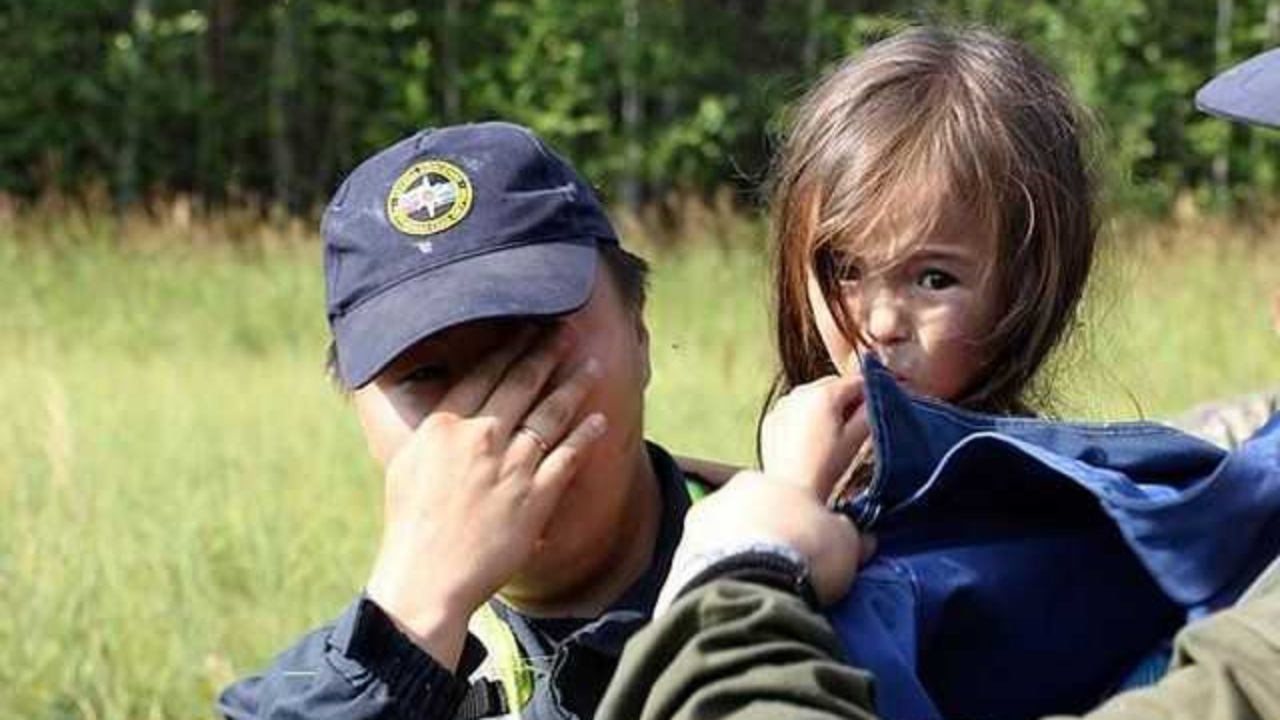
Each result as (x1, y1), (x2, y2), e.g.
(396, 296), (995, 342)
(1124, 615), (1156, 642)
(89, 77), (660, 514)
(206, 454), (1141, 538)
(386, 160), (473, 237)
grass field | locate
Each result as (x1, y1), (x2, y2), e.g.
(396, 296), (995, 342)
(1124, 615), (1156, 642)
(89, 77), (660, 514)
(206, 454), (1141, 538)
(2, 209), (1278, 719)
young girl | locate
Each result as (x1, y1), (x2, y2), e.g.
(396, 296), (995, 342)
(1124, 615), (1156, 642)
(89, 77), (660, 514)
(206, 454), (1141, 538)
(603, 41), (1280, 720)
(680, 26), (1280, 720)
(762, 24), (1096, 502)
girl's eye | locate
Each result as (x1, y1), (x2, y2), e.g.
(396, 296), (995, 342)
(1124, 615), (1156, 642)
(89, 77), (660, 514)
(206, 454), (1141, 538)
(918, 269), (958, 291)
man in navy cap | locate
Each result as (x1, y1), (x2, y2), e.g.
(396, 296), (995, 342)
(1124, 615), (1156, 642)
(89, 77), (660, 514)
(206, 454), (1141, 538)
(596, 49), (1280, 720)
(219, 122), (708, 720)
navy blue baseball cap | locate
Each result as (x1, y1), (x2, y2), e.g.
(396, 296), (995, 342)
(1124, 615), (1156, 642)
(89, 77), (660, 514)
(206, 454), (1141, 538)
(1195, 48), (1280, 128)
(323, 122), (619, 389)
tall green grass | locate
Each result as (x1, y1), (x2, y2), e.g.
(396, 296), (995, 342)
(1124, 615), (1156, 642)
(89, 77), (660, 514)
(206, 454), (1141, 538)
(1, 211), (1277, 719)
(1057, 223), (1280, 418)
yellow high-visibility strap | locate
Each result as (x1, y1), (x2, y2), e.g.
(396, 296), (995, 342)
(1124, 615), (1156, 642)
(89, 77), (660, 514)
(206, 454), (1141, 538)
(465, 477), (710, 714)
(469, 602), (534, 712)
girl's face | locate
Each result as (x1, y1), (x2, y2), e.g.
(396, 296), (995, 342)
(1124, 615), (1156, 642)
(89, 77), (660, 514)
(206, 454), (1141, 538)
(807, 196), (999, 402)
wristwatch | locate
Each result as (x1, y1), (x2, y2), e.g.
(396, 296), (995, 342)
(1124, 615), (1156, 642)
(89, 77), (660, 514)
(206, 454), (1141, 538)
(658, 541), (819, 615)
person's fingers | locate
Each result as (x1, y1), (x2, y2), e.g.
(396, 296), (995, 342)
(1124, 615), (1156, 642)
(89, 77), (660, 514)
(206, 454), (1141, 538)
(827, 373), (866, 421)
(838, 399), (870, 451)
(477, 325), (576, 438)
(821, 393), (872, 502)
(507, 356), (602, 467)
(435, 325), (542, 417)
(787, 372), (864, 415)
(789, 377), (867, 500)
(525, 413), (608, 519)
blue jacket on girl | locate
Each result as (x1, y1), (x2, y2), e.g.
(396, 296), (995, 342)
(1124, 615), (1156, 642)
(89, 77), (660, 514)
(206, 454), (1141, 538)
(829, 357), (1280, 720)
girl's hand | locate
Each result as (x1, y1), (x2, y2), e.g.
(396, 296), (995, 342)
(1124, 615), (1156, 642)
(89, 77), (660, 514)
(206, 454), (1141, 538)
(761, 371), (871, 501)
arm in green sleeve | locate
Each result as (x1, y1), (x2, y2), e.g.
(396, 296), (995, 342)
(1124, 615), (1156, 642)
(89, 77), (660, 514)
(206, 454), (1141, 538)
(603, 558), (1280, 720)
(599, 579), (879, 720)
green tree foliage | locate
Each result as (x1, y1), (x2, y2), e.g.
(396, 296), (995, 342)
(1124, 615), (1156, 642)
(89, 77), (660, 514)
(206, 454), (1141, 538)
(0, 0), (1276, 215)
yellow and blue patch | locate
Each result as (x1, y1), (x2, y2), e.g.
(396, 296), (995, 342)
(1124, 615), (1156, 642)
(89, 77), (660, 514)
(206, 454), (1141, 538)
(386, 160), (473, 237)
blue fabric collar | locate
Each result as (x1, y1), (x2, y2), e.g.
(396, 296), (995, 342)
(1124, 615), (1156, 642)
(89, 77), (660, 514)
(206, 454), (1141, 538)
(846, 355), (1280, 608)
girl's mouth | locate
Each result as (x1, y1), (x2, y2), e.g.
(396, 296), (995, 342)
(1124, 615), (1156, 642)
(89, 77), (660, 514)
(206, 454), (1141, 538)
(877, 362), (909, 385)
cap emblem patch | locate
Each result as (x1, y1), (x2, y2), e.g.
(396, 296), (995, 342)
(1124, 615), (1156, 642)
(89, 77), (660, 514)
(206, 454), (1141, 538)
(387, 160), (473, 236)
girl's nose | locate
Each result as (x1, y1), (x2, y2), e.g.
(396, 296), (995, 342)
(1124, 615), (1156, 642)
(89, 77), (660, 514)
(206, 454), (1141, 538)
(862, 289), (910, 346)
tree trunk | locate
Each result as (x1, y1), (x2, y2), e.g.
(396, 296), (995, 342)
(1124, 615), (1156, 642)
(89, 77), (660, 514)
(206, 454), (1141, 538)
(269, 0), (298, 212)
(198, 0), (234, 205)
(1212, 0), (1234, 202)
(1251, 0), (1280, 191)
(804, 0), (826, 76)
(324, 10), (355, 187)
(620, 0), (642, 211)
(116, 0), (151, 208)
(441, 0), (460, 122)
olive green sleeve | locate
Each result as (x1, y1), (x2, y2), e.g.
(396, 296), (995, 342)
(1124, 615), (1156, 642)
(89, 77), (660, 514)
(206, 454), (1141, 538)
(602, 559), (1280, 720)
(598, 580), (879, 720)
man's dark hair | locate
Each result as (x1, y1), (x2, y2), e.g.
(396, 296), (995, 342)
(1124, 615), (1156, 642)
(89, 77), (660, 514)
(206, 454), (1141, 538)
(325, 244), (649, 388)
(599, 244), (650, 313)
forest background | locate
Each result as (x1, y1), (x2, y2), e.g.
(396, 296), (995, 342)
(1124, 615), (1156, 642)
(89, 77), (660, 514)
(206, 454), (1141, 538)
(5, 0), (1280, 212)
(3, 2), (1280, 719)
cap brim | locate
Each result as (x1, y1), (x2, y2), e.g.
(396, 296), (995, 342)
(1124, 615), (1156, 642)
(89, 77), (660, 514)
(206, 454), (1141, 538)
(333, 239), (598, 388)
(1195, 49), (1280, 128)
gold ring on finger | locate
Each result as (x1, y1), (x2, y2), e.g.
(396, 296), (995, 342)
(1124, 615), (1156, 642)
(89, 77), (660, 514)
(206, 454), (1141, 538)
(517, 424), (552, 455)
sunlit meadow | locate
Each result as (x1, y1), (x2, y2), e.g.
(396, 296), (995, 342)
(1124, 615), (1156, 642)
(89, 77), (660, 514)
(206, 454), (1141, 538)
(2, 204), (1277, 719)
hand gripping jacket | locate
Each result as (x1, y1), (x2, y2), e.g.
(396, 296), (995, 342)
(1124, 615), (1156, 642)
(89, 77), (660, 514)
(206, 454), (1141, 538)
(829, 357), (1280, 720)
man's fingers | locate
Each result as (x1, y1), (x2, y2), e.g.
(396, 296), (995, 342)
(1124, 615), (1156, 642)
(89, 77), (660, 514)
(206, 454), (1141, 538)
(479, 326), (577, 438)
(526, 413), (608, 517)
(436, 325), (542, 417)
(507, 357), (601, 466)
